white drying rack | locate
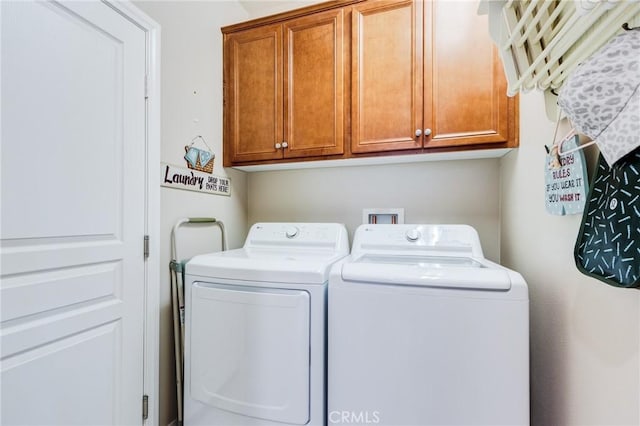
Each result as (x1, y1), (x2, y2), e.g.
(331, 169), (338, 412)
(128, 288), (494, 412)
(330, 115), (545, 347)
(479, 0), (640, 97)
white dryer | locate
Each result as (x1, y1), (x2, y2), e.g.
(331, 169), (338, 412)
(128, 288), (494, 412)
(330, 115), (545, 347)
(184, 222), (349, 426)
(328, 224), (529, 426)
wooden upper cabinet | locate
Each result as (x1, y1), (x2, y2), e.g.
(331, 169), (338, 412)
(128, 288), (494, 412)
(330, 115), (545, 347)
(284, 9), (344, 159)
(225, 24), (283, 164)
(427, 1), (514, 148)
(223, 0), (518, 167)
(224, 9), (345, 165)
(351, 0), (516, 154)
(351, 0), (423, 154)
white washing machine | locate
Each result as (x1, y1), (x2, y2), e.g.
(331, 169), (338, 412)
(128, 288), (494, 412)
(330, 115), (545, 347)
(184, 222), (349, 426)
(328, 224), (529, 426)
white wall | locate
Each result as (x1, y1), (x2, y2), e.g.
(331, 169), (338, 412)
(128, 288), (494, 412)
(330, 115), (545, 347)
(132, 2), (250, 425)
(500, 91), (640, 425)
(248, 159), (502, 261)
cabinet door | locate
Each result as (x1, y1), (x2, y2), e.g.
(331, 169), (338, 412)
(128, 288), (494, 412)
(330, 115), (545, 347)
(427, 1), (514, 148)
(284, 9), (344, 159)
(351, 0), (423, 154)
(225, 24), (283, 164)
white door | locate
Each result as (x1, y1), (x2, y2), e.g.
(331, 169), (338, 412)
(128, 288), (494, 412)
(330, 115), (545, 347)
(1, 1), (147, 425)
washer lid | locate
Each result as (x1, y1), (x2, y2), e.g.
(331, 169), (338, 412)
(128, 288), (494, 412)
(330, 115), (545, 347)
(186, 247), (346, 284)
(341, 254), (512, 290)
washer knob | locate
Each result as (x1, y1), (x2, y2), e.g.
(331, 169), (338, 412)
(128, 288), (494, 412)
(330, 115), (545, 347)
(406, 229), (420, 242)
(285, 226), (299, 239)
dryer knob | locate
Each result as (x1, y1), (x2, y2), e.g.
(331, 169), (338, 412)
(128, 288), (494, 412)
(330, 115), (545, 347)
(285, 226), (299, 239)
(406, 229), (420, 242)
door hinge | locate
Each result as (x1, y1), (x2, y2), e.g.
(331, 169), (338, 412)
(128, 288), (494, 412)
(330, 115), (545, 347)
(143, 235), (149, 259)
(142, 394), (149, 420)
(144, 74), (149, 100)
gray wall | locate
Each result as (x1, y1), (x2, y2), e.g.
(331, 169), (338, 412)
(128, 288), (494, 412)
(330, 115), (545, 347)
(133, 2), (250, 425)
(248, 160), (502, 261)
(500, 91), (639, 425)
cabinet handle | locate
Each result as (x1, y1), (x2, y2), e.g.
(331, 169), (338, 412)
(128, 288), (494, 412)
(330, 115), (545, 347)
(423, 128), (432, 136)
(275, 143), (282, 149)
(282, 141), (288, 148)
(415, 129), (422, 137)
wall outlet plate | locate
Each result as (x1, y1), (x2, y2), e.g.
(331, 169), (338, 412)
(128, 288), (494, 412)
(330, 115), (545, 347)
(362, 208), (405, 224)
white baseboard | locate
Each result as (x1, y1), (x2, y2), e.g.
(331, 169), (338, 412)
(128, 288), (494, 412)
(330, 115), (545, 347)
(167, 419), (178, 426)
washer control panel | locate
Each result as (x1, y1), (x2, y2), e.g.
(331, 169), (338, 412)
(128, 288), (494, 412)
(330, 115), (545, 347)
(352, 224), (484, 258)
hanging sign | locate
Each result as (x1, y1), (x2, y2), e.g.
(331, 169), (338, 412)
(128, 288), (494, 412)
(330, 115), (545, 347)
(184, 135), (215, 174)
(161, 163), (231, 196)
(544, 135), (588, 215)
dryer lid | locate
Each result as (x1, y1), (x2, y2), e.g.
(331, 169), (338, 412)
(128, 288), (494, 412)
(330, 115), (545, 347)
(187, 247), (347, 284)
(186, 223), (349, 284)
(341, 254), (512, 290)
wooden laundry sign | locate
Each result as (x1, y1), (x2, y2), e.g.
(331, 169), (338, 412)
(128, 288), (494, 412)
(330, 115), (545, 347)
(161, 163), (231, 196)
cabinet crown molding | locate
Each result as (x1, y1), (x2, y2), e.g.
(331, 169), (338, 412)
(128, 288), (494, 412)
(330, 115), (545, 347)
(222, 0), (363, 33)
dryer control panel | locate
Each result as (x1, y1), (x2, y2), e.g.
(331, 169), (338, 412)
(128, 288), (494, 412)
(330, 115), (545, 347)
(246, 223), (350, 252)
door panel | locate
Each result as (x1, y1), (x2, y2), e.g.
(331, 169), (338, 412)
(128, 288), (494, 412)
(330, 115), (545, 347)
(2, 323), (122, 425)
(226, 24), (283, 163)
(190, 283), (310, 425)
(1, 262), (119, 323)
(351, 0), (423, 153)
(1, 1), (146, 424)
(284, 9), (344, 158)
(428, 1), (510, 147)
